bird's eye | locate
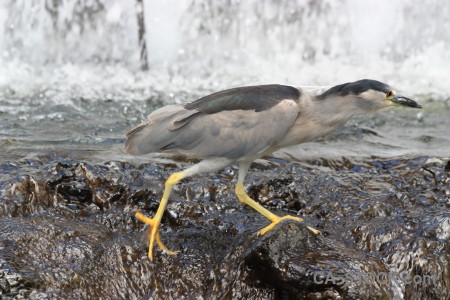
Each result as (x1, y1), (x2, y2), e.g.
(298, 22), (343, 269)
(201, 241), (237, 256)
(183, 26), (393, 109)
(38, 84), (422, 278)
(386, 90), (393, 98)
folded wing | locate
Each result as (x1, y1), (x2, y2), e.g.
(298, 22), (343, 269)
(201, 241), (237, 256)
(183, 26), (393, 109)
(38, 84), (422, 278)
(125, 85), (301, 159)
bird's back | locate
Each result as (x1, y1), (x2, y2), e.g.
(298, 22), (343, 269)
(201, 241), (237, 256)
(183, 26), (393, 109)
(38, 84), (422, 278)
(125, 85), (301, 159)
(185, 84), (300, 113)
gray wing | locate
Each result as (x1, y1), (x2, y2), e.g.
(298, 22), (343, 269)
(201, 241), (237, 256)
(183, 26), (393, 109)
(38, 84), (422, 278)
(125, 100), (300, 159)
(185, 84), (300, 113)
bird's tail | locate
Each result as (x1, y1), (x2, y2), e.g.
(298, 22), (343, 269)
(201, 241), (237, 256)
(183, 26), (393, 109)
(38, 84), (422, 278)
(125, 104), (186, 155)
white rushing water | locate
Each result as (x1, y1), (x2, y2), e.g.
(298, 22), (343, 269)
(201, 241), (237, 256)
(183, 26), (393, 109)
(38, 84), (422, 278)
(0, 0), (449, 100)
(0, 0), (449, 162)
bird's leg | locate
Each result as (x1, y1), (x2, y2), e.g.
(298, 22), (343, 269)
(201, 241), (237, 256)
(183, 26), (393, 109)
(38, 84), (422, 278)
(135, 171), (186, 260)
(235, 162), (320, 235)
(235, 182), (319, 234)
(135, 158), (234, 260)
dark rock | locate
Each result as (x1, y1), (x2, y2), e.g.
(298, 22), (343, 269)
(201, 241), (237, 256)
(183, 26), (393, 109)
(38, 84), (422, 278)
(243, 221), (392, 299)
(0, 276), (11, 293)
(0, 155), (448, 299)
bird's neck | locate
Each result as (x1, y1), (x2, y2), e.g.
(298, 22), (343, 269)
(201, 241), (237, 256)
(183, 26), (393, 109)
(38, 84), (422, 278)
(309, 95), (365, 127)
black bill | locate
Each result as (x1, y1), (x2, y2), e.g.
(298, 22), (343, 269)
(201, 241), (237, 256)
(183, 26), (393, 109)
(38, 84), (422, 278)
(393, 95), (422, 108)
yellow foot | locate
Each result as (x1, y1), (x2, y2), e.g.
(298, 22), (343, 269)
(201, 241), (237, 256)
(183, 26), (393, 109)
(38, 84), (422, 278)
(258, 215), (320, 235)
(135, 210), (179, 260)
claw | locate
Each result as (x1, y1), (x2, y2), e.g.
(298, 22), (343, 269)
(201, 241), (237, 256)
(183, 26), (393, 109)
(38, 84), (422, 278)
(306, 225), (321, 235)
(236, 181), (320, 237)
(136, 210), (178, 260)
(258, 215), (303, 235)
(258, 215), (320, 235)
(136, 210), (154, 225)
(156, 231), (179, 255)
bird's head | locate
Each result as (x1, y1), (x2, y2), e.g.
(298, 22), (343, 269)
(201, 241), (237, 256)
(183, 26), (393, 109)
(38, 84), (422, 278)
(383, 88), (422, 109)
(317, 79), (422, 115)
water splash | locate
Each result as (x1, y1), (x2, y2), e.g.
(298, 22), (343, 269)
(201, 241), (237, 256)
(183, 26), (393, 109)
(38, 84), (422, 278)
(0, 0), (449, 162)
(0, 0), (449, 100)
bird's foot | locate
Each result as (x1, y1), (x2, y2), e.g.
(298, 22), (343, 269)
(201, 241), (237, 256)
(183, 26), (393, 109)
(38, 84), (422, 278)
(258, 215), (320, 235)
(135, 210), (179, 260)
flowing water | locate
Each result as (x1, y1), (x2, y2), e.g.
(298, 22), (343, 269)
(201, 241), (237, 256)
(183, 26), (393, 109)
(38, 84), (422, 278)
(0, 1), (449, 299)
(1, 0), (449, 163)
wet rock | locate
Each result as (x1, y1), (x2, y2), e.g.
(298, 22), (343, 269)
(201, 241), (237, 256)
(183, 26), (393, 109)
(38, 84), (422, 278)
(55, 181), (92, 203)
(0, 155), (448, 299)
(0, 276), (11, 293)
(243, 221), (392, 299)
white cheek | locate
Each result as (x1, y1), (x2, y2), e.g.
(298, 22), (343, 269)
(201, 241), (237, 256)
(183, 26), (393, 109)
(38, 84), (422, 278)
(359, 90), (385, 101)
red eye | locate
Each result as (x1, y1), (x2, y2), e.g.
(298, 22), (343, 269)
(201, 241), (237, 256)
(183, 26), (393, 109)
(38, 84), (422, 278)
(386, 90), (392, 97)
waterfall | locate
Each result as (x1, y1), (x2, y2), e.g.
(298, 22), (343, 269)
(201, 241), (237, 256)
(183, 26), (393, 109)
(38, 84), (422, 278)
(0, 0), (449, 99)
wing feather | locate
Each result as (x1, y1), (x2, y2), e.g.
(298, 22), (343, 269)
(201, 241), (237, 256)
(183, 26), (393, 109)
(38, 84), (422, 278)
(125, 85), (301, 158)
(126, 100), (299, 159)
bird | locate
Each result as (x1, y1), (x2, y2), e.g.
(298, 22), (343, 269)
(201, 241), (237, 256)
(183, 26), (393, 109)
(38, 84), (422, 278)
(125, 79), (422, 260)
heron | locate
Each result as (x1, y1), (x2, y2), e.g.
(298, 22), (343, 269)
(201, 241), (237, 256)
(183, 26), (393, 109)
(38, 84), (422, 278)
(125, 79), (422, 260)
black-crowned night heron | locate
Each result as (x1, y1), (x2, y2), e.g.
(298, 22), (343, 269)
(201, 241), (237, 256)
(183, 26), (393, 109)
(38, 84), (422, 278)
(125, 79), (421, 260)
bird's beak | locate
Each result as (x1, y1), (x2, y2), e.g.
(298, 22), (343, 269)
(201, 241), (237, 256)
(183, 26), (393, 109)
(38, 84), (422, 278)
(390, 95), (422, 108)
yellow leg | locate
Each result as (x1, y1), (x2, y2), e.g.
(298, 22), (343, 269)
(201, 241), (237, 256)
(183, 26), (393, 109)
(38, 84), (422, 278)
(135, 172), (186, 260)
(235, 182), (320, 235)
